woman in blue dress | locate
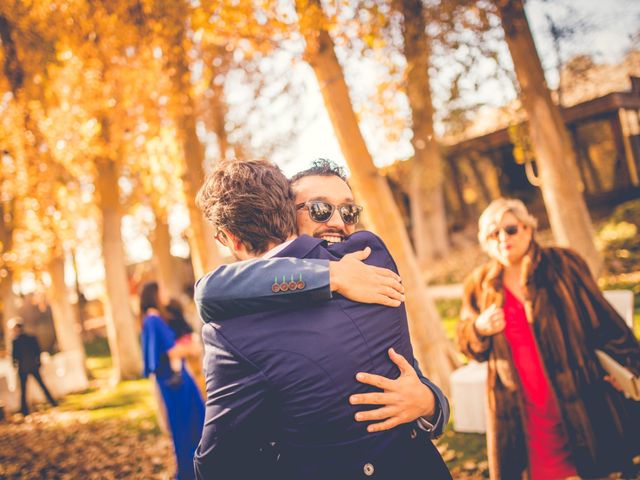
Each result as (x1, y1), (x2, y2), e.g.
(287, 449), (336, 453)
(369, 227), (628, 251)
(140, 281), (205, 480)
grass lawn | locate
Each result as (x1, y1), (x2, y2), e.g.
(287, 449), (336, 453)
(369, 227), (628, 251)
(59, 357), (161, 433)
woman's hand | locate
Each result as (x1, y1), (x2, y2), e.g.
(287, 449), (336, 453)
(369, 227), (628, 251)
(474, 304), (506, 336)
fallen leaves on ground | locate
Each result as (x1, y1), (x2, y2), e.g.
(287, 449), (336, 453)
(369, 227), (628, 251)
(436, 431), (489, 479)
(0, 402), (174, 479)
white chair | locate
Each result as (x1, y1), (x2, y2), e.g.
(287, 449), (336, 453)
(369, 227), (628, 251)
(450, 361), (488, 433)
(603, 290), (635, 329)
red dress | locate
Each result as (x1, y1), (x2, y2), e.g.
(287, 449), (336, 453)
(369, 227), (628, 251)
(503, 287), (577, 480)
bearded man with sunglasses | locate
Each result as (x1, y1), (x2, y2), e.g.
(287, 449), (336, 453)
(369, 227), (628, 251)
(193, 159), (451, 480)
(199, 159), (448, 437)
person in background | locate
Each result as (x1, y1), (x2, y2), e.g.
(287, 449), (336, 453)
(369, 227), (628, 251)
(165, 298), (205, 395)
(140, 282), (204, 480)
(17, 292), (56, 353)
(457, 198), (640, 480)
(10, 317), (58, 416)
(165, 298), (194, 376)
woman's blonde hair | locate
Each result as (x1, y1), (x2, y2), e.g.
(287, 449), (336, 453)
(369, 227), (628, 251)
(478, 198), (538, 252)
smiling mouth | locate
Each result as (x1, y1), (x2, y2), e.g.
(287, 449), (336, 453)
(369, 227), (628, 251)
(317, 232), (345, 244)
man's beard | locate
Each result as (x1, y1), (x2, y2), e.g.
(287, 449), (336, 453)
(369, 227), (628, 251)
(313, 228), (348, 244)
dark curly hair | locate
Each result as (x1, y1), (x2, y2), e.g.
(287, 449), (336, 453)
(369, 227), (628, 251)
(290, 158), (348, 185)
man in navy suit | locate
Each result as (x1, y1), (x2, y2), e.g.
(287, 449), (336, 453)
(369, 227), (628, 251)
(195, 159), (448, 437)
(194, 159), (451, 479)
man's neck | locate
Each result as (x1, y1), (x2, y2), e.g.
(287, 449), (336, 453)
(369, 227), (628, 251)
(240, 235), (298, 260)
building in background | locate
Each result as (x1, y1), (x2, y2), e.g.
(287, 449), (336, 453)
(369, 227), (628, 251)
(384, 52), (640, 233)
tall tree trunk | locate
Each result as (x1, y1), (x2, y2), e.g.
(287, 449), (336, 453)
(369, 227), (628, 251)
(96, 155), (142, 381)
(176, 106), (223, 279)
(296, 1), (459, 392)
(496, 0), (602, 275)
(70, 250), (88, 339)
(0, 16), (25, 353)
(1, 14), (89, 361)
(0, 202), (18, 354)
(167, 22), (223, 280)
(209, 72), (231, 160)
(150, 213), (183, 300)
(1, 272), (18, 354)
(47, 254), (88, 380)
(399, 0), (450, 267)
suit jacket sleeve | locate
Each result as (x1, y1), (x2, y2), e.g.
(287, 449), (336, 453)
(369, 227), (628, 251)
(195, 324), (274, 479)
(413, 359), (450, 438)
(195, 257), (332, 322)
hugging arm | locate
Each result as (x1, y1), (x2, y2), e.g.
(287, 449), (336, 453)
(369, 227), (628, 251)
(413, 359), (449, 437)
(195, 257), (333, 321)
(194, 250), (404, 322)
(334, 232), (449, 438)
(350, 348), (449, 439)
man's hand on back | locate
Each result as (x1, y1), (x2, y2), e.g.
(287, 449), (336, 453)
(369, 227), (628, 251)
(349, 348), (436, 433)
(329, 248), (405, 307)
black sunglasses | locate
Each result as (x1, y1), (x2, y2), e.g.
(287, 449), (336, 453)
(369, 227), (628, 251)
(296, 201), (363, 225)
(488, 224), (520, 241)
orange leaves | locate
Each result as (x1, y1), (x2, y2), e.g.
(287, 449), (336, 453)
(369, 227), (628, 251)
(0, 408), (175, 479)
(130, 127), (185, 218)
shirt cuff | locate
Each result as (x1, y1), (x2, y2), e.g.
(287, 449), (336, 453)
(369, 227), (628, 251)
(416, 401), (442, 434)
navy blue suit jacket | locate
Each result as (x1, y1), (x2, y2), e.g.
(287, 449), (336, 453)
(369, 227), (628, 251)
(194, 232), (451, 479)
(194, 235), (449, 437)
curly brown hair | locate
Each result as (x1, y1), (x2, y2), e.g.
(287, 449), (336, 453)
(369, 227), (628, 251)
(196, 159), (297, 254)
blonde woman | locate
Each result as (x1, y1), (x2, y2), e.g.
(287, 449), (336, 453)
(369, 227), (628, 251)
(458, 198), (640, 480)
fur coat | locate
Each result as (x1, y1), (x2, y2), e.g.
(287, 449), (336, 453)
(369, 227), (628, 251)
(458, 243), (640, 480)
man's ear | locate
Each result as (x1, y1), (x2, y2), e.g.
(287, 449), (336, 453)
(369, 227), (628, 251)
(223, 229), (244, 251)
(232, 236), (244, 251)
